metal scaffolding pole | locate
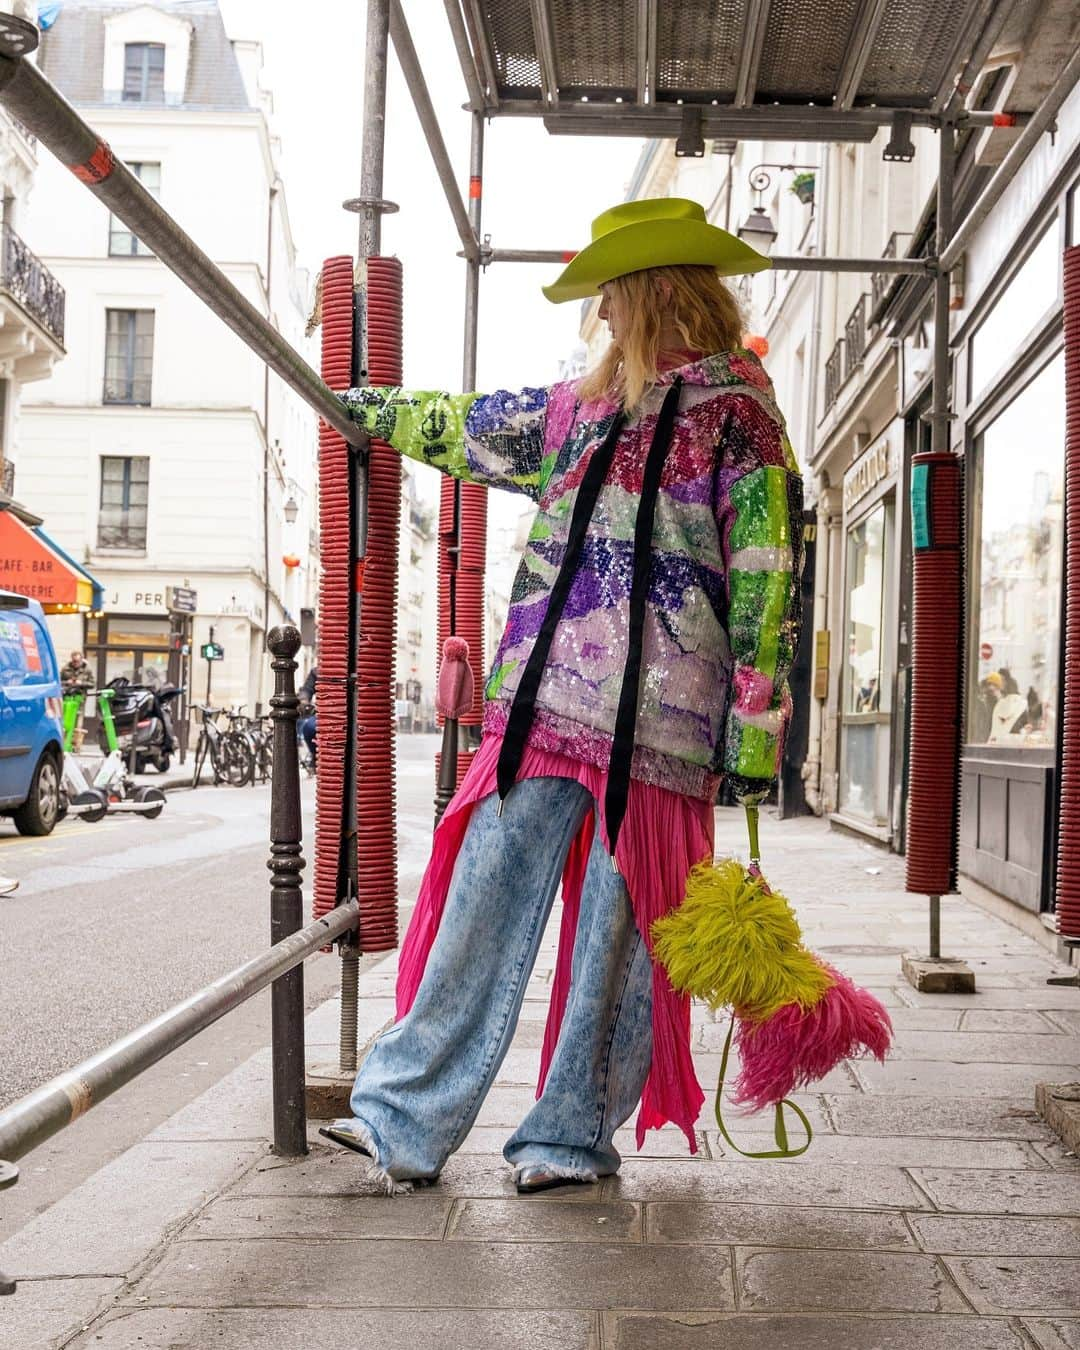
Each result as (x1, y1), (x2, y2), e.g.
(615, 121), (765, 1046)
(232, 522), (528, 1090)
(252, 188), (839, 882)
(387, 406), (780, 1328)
(390, 0), (479, 260)
(338, 0), (393, 1077)
(479, 247), (934, 276)
(0, 55), (362, 449)
(939, 42), (1080, 272)
(927, 119), (956, 962)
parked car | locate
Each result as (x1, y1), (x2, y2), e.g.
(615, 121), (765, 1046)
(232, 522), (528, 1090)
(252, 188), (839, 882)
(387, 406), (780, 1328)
(0, 590), (64, 834)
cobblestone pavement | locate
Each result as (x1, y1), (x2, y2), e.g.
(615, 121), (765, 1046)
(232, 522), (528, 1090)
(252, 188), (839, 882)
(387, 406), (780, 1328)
(10, 810), (1080, 1349)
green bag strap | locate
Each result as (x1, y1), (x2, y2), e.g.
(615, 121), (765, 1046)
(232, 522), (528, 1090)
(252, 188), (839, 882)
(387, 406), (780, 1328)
(713, 1014), (813, 1160)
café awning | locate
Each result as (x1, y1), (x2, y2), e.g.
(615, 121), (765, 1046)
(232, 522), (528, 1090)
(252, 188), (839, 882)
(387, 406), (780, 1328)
(0, 508), (104, 614)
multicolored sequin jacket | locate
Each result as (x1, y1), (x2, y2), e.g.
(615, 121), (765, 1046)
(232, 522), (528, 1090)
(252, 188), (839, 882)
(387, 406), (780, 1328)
(342, 349), (802, 805)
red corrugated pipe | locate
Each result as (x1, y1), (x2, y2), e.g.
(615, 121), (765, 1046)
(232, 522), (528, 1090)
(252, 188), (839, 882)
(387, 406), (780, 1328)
(313, 256), (355, 925)
(906, 451), (964, 896)
(353, 255), (403, 953)
(1055, 245), (1080, 940)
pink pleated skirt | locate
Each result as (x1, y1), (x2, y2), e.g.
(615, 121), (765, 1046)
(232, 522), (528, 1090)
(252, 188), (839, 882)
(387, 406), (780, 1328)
(394, 733), (715, 1150)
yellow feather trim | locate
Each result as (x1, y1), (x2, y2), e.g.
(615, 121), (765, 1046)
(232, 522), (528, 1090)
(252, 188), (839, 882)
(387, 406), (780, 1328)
(651, 858), (832, 1020)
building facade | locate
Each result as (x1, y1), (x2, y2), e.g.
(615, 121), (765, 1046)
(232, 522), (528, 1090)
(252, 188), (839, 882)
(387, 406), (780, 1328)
(15, 0), (318, 748)
(0, 23), (67, 520)
(584, 1), (1079, 929)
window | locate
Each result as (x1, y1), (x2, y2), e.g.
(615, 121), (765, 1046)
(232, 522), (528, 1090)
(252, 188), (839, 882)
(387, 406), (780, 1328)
(123, 43), (165, 103)
(104, 309), (154, 404)
(968, 223), (1060, 404)
(98, 456), (149, 550)
(969, 354), (1064, 749)
(839, 498), (895, 824)
(109, 162), (160, 256)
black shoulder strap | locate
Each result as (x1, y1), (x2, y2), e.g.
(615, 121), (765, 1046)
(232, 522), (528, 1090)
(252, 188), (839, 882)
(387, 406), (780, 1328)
(496, 407), (627, 802)
(496, 377), (684, 861)
(604, 377), (683, 859)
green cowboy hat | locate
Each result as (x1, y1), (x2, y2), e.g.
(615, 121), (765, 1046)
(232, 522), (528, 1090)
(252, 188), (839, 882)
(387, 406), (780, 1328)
(542, 197), (771, 304)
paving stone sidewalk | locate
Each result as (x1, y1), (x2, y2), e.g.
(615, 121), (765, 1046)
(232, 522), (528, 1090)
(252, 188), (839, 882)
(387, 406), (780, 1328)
(8, 810), (1080, 1349)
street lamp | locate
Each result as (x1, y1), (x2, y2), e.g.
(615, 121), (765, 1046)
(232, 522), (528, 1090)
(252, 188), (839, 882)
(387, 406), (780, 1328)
(737, 206), (779, 256)
(284, 495), (299, 524)
(736, 163), (821, 256)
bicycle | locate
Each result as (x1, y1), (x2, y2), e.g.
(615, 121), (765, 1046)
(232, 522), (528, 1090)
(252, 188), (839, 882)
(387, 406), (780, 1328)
(244, 713), (274, 783)
(191, 706), (255, 788)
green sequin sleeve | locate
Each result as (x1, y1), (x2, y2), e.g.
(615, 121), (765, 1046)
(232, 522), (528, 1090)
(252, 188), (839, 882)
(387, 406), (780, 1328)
(339, 385), (549, 500)
(722, 463), (804, 804)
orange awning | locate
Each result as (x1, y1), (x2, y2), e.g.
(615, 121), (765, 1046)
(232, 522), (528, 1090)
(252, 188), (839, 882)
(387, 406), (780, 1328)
(0, 510), (103, 613)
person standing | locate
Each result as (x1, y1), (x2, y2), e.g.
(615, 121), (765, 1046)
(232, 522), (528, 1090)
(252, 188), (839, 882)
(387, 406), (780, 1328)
(323, 199), (801, 1195)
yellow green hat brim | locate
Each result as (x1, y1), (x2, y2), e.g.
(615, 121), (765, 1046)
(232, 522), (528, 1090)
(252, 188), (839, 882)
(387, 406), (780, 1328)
(542, 218), (771, 304)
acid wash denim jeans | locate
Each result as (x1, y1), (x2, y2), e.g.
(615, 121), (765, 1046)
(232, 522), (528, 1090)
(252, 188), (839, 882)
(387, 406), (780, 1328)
(340, 775), (653, 1192)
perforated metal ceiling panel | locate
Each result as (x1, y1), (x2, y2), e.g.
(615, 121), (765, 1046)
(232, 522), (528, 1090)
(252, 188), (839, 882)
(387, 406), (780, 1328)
(655, 0), (746, 102)
(478, 0), (541, 99)
(471, 0), (993, 121)
(756, 0), (863, 102)
(550, 0), (637, 99)
(857, 0), (973, 105)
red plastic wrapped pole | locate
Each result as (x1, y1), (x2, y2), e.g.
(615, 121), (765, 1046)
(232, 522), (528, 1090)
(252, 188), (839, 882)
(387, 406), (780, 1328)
(1055, 245), (1080, 940)
(353, 255), (403, 953)
(312, 256), (355, 925)
(905, 452), (964, 899)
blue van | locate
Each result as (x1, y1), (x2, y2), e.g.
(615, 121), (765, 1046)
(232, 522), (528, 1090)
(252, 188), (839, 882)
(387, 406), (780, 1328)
(0, 590), (64, 834)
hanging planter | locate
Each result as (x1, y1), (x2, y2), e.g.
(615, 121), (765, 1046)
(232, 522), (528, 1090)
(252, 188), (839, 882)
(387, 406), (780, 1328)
(790, 172), (816, 205)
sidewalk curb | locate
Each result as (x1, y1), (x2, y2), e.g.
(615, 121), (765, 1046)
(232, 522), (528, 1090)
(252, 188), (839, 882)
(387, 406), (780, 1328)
(0, 951), (396, 1349)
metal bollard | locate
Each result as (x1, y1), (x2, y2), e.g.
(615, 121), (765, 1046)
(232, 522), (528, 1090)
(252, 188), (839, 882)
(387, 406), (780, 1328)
(266, 625), (307, 1156)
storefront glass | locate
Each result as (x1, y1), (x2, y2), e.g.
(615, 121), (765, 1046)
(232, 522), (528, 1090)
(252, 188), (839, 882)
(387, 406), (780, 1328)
(969, 354), (1064, 749)
(969, 223), (1059, 403)
(840, 499), (894, 823)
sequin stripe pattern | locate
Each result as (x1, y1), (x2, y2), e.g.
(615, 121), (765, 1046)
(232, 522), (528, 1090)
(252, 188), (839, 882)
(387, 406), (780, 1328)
(339, 385), (549, 499)
(723, 463), (803, 792)
(340, 349), (802, 805)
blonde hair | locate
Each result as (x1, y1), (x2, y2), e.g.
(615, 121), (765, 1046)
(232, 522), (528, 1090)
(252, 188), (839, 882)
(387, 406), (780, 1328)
(578, 264), (744, 410)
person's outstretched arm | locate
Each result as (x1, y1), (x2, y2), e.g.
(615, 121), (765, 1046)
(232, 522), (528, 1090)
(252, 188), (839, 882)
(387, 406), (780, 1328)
(715, 398), (804, 805)
(340, 385), (550, 500)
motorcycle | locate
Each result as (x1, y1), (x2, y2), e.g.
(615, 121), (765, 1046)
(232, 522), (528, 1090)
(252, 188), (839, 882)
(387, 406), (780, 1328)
(98, 674), (183, 774)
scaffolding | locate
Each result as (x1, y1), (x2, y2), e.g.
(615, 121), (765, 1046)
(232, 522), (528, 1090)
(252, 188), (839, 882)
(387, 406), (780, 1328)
(0, 1), (1077, 1289)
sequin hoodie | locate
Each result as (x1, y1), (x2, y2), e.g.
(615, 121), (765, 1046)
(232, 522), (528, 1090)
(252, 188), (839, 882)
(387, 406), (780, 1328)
(342, 349), (802, 806)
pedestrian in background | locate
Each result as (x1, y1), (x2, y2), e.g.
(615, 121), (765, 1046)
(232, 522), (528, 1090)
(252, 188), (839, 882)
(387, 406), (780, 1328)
(324, 198), (801, 1195)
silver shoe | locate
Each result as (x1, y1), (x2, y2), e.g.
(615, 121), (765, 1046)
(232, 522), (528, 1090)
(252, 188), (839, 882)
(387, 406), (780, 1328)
(514, 1164), (594, 1195)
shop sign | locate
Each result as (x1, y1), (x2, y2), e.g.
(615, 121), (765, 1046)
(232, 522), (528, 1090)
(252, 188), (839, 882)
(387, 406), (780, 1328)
(104, 582), (170, 614)
(166, 585), (198, 614)
(843, 436), (897, 515)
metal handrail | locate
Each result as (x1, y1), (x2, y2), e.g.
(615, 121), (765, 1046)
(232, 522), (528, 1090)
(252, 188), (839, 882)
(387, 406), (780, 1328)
(0, 900), (358, 1167)
(0, 626), (360, 1296)
(0, 55), (364, 449)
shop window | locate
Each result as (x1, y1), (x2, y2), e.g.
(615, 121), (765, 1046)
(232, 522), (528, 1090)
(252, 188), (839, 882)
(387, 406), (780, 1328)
(98, 455), (149, 550)
(109, 162), (160, 256)
(123, 43), (165, 103)
(969, 223), (1060, 404)
(969, 354), (1064, 749)
(840, 499), (894, 823)
(104, 309), (154, 404)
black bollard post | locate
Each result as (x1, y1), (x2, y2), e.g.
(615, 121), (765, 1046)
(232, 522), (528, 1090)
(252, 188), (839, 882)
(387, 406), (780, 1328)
(266, 625), (307, 1156)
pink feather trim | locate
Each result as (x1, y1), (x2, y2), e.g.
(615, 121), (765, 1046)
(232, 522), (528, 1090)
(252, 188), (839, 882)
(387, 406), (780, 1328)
(730, 961), (892, 1113)
(436, 637), (473, 718)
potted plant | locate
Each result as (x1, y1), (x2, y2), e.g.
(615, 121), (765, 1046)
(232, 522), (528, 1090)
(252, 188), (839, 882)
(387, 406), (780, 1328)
(790, 171), (816, 205)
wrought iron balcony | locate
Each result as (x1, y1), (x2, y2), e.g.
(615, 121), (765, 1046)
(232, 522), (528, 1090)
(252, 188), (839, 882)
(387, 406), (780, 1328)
(1, 223), (65, 346)
(870, 232), (913, 321)
(824, 339), (845, 411)
(844, 294), (868, 378)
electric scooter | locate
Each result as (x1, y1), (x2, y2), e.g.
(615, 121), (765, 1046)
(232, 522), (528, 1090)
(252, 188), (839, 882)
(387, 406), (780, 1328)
(60, 688), (166, 821)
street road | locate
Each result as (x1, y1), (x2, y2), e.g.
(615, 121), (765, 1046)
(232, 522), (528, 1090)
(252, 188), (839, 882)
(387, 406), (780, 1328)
(0, 732), (441, 1233)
